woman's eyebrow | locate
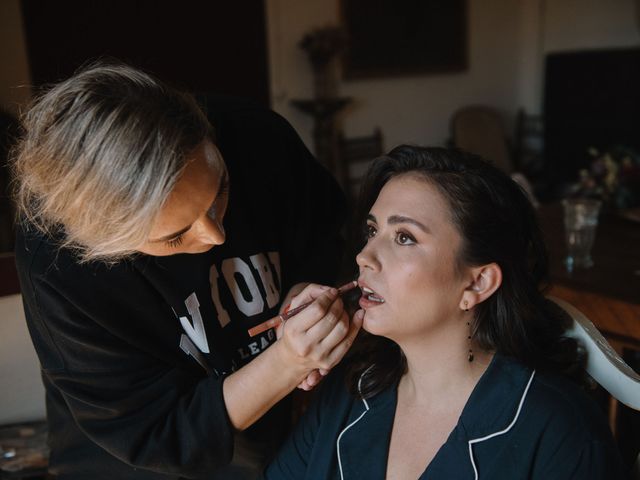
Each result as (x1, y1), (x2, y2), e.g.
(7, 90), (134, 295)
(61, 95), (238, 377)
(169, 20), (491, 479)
(367, 213), (430, 233)
(388, 214), (430, 233)
(149, 169), (228, 243)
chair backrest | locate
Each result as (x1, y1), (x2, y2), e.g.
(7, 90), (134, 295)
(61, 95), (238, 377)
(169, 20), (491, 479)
(0, 255), (46, 425)
(451, 106), (513, 174)
(338, 128), (384, 203)
(549, 296), (640, 411)
(548, 296), (640, 478)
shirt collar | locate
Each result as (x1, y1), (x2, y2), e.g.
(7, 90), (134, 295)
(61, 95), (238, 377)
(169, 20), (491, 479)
(457, 353), (534, 440)
(357, 353), (534, 436)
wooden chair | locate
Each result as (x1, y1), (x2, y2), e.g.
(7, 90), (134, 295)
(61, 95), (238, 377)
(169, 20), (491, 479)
(337, 128), (384, 204)
(451, 106), (540, 206)
(549, 296), (640, 477)
(451, 106), (513, 174)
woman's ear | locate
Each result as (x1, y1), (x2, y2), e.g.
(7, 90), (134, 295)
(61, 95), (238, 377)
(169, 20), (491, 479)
(460, 263), (502, 310)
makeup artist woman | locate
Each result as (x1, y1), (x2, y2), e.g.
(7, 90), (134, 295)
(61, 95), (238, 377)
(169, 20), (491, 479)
(11, 63), (361, 480)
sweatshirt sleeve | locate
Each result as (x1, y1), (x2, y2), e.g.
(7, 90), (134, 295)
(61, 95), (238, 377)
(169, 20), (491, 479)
(19, 252), (235, 478)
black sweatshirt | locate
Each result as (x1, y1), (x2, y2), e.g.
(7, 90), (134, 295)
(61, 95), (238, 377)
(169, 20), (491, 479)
(15, 98), (346, 479)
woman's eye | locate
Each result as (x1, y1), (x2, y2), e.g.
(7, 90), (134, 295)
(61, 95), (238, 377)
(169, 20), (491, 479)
(365, 224), (377, 239)
(395, 231), (415, 245)
(165, 235), (184, 248)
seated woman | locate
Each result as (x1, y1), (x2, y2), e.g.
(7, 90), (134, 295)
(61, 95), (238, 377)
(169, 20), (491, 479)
(262, 145), (626, 479)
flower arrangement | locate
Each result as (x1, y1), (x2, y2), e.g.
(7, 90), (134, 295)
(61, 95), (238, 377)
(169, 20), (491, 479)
(567, 145), (640, 210)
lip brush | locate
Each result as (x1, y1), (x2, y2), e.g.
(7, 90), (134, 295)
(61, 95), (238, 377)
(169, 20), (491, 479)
(247, 280), (358, 337)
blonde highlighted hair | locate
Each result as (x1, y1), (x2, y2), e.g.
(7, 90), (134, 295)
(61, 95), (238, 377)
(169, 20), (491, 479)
(11, 61), (212, 262)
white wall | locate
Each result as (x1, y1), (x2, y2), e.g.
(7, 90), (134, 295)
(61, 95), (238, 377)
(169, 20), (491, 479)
(265, 0), (339, 150)
(340, 0), (523, 148)
(0, 0), (32, 117)
(544, 0), (640, 52)
(267, 0), (525, 150)
(518, 0), (640, 112)
(266, 0), (640, 152)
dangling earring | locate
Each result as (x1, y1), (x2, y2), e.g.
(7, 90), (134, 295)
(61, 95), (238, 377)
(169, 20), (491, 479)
(464, 301), (474, 362)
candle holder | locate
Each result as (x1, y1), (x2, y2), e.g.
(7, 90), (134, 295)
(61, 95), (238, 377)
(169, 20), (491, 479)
(291, 27), (351, 187)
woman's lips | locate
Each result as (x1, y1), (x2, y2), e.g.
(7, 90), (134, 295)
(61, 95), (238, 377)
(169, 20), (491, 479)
(358, 285), (385, 309)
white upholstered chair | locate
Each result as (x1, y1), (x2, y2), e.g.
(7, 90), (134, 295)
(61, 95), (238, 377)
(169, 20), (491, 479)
(0, 254), (47, 477)
(0, 292), (46, 425)
(549, 296), (640, 478)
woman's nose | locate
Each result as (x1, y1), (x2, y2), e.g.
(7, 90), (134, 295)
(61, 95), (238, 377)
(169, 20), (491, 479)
(356, 242), (379, 271)
(197, 215), (225, 246)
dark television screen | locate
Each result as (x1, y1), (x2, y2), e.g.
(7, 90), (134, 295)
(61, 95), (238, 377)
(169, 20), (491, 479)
(543, 48), (640, 186)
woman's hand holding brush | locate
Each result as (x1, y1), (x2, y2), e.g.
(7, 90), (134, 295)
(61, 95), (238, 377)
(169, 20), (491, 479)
(256, 281), (362, 391)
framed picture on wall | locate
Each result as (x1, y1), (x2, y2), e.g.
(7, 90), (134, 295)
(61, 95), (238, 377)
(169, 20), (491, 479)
(341, 0), (468, 79)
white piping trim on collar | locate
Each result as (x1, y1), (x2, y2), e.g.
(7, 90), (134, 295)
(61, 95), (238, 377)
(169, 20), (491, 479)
(336, 365), (374, 480)
(467, 369), (536, 480)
